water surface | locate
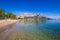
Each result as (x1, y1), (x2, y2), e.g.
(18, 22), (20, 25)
(0, 20), (60, 40)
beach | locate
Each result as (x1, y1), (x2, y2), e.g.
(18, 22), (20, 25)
(0, 20), (18, 28)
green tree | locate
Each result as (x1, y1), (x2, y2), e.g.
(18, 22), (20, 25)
(0, 8), (5, 19)
(0, 8), (16, 19)
(7, 12), (16, 19)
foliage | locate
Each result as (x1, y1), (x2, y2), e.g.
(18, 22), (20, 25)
(0, 8), (16, 19)
(0, 8), (5, 19)
(7, 12), (16, 19)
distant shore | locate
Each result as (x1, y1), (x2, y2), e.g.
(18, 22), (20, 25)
(0, 20), (18, 28)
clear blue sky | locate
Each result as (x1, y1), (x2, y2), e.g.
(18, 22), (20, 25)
(0, 0), (60, 19)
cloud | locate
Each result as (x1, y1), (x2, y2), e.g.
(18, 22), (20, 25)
(13, 11), (60, 19)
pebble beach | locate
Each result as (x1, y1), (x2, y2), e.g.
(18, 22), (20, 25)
(0, 20), (18, 28)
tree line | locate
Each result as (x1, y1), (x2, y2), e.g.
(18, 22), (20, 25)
(0, 8), (16, 19)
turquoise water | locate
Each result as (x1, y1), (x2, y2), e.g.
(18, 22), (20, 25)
(0, 20), (60, 40)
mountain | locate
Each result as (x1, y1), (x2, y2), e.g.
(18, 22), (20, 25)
(17, 14), (52, 20)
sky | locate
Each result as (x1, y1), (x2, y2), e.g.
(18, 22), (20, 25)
(0, 0), (60, 19)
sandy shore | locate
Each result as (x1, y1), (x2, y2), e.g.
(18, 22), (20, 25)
(0, 20), (18, 28)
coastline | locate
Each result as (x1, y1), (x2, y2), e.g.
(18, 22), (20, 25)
(0, 20), (18, 28)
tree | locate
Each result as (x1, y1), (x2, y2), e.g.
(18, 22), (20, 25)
(7, 12), (16, 19)
(0, 8), (5, 19)
(0, 8), (16, 19)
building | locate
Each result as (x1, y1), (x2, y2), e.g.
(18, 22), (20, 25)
(18, 13), (43, 21)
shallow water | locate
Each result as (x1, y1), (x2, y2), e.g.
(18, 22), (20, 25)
(0, 20), (60, 40)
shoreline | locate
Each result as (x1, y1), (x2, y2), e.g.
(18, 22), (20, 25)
(0, 20), (18, 28)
